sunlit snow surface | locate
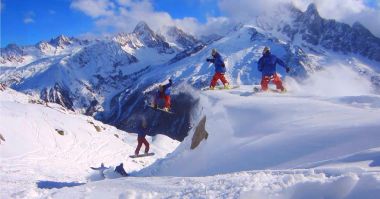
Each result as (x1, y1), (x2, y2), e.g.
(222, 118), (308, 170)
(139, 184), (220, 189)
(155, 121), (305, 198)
(2, 65), (379, 198)
(0, 89), (179, 198)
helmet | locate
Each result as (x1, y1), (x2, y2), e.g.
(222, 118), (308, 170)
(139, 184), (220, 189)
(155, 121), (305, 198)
(262, 46), (270, 55)
(211, 48), (217, 56)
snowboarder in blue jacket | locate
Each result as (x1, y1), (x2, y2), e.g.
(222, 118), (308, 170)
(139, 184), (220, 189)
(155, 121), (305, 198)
(206, 49), (229, 89)
(153, 79), (173, 111)
(258, 47), (290, 92)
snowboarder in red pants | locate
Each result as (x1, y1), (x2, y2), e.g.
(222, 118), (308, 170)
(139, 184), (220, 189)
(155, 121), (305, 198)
(134, 119), (150, 156)
(152, 79), (173, 111)
(206, 49), (229, 90)
(258, 47), (290, 92)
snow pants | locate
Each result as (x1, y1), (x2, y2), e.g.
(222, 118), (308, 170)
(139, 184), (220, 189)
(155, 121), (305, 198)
(135, 136), (150, 155)
(261, 73), (285, 91)
(155, 94), (171, 109)
(210, 72), (229, 88)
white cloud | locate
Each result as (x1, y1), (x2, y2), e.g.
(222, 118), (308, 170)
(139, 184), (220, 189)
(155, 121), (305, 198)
(70, 0), (380, 38)
(23, 11), (35, 24)
(49, 9), (56, 15)
(218, 0), (380, 37)
(219, 0), (289, 22)
(307, 0), (380, 37)
(23, 17), (34, 24)
(0, 0), (4, 13)
(70, 0), (213, 35)
(70, 0), (116, 18)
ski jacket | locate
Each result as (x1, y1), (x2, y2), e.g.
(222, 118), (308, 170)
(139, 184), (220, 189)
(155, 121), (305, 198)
(208, 53), (226, 74)
(258, 52), (287, 76)
(157, 81), (172, 96)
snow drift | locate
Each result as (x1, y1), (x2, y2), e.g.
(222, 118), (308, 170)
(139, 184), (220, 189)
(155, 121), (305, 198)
(0, 88), (179, 198)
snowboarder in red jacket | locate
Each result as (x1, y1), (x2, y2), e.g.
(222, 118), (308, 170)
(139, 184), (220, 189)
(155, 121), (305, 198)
(258, 47), (290, 92)
(206, 49), (230, 90)
(134, 119), (150, 156)
(152, 79), (173, 111)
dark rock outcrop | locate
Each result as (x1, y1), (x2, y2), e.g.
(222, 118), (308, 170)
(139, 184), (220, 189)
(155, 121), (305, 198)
(191, 116), (208, 149)
(41, 83), (74, 111)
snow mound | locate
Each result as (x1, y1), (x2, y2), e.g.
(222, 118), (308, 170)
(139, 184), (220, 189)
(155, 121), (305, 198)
(0, 88), (179, 198)
(140, 83), (380, 177)
(44, 169), (380, 199)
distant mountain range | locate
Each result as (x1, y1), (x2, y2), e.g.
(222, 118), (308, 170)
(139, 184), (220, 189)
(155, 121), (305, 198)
(1, 3), (380, 140)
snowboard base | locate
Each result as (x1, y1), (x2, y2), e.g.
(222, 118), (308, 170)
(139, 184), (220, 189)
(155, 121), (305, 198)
(253, 86), (286, 93)
(148, 105), (174, 114)
(201, 85), (240, 91)
(129, 152), (155, 158)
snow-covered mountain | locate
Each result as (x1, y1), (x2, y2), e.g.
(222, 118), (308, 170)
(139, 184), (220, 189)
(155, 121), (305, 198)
(1, 3), (380, 198)
(1, 3), (380, 142)
(283, 4), (380, 62)
(2, 79), (379, 198)
(0, 35), (87, 68)
(161, 26), (204, 50)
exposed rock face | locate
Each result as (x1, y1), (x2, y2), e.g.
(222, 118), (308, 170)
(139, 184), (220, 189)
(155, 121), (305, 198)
(282, 4), (380, 62)
(166, 26), (203, 50)
(0, 133), (5, 143)
(191, 116), (208, 150)
(40, 83), (74, 111)
(0, 44), (25, 64)
(200, 34), (224, 45)
(107, 87), (200, 141)
(49, 35), (73, 48)
(133, 22), (174, 54)
(72, 41), (138, 68)
(169, 44), (205, 64)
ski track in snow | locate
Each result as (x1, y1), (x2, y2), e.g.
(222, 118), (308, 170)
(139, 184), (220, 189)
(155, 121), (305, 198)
(1, 22), (380, 198)
(0, 89), (179, 198)
(1, 83), (376, 198)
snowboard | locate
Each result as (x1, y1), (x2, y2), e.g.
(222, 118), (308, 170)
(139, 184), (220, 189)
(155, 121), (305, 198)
(253, 86), (286, 93)
(129, 152), (155, 158)
(147, 105), (175, 114)
(201, 85), (240, 91)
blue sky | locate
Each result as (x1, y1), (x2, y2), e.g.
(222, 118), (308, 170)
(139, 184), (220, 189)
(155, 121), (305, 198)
(0, 0), (221, 47)
(1, 0), (379, 47)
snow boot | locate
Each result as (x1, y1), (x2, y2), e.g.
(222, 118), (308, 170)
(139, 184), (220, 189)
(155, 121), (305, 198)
(224, 84), (230, 89)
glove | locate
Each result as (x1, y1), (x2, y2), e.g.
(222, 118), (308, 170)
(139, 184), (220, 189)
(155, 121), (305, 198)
(286, 67), (290, 73)
(169, 79), (173, 84)
(206, 58), (212, 62)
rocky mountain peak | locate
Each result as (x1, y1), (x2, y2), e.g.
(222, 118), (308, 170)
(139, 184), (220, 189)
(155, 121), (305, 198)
(352, 22), (372, 35)
(305, 3), (319, 17)
(49, 35), (72, 47)
(133, 21), (174, 54)
(166, 26), (201, 50)
(1, 43), (23, 58)
(4, 43), (20, 50)
(281, 3), (380, 62)
(133, 21), (155, 37)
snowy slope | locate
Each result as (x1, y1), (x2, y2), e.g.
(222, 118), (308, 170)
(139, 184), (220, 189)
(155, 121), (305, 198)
(0, 88), (179, 198)
(1, 3), (380, 198)
(44, 169), (380, 199)
(40, 71), (380, 198)
(2, 12), (380, 141)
